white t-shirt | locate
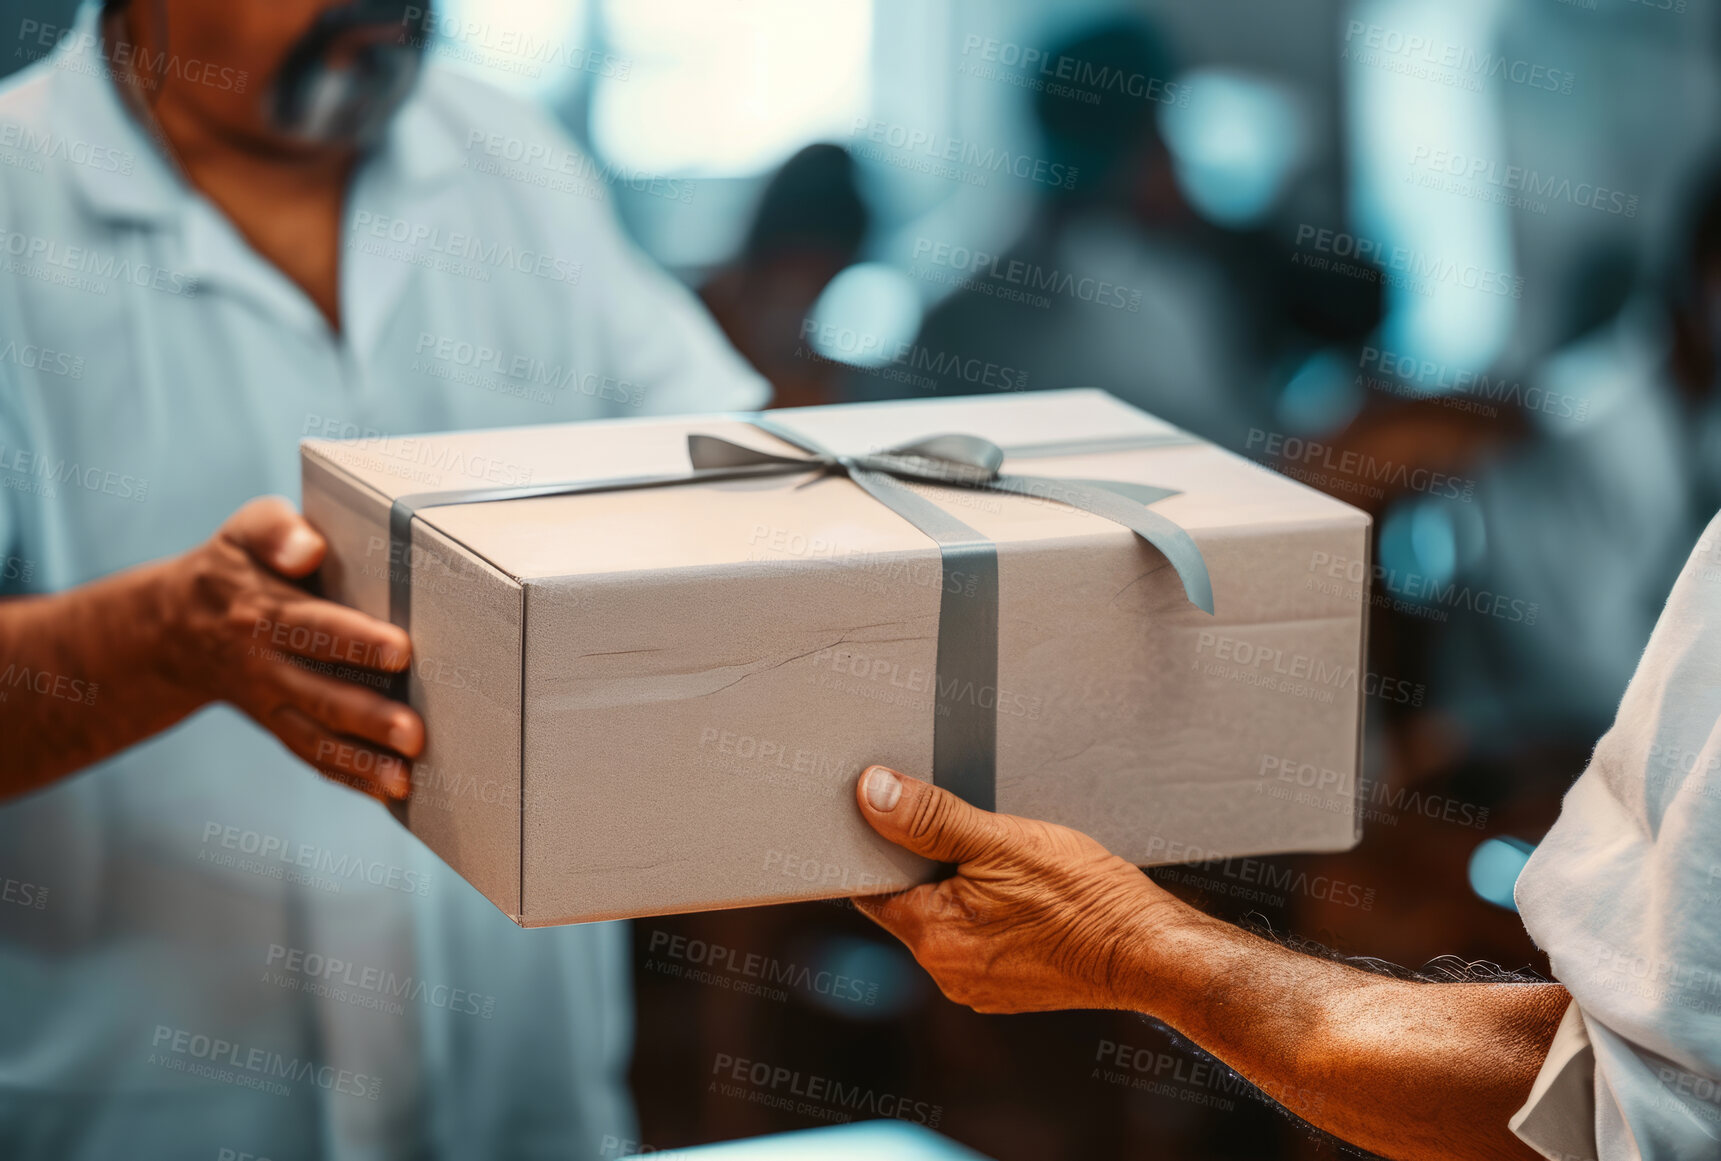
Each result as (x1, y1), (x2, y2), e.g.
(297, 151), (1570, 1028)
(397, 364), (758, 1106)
(1513, 511), (1721, 1160)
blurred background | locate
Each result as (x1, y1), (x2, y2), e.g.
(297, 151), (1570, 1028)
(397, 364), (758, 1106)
(12, 0), (1720, 1156)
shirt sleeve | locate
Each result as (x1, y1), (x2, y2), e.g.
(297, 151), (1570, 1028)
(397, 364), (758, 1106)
(1510, 1001), (1600, 1161)
(563, 184), (773, 419)
(432, 73), (771, 420)
(417, 67), (772, 421)
(1511, 508), (1721, 1160)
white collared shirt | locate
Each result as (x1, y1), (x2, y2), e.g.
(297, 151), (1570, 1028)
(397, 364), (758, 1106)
(1512, 510), (1721, 1161)
(0, 4), (766, 1158)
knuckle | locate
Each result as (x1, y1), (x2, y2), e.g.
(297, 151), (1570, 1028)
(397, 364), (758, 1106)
(226, 602), (263, 642)
(242, 495), (290, 527)
(909, 790), (961, 847)
(188, 553), (231, 611)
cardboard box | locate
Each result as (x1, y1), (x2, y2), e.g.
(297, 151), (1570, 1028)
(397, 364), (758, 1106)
(301, 390), (1370, 926)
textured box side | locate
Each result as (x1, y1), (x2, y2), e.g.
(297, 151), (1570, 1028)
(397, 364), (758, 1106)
(508, 505), (1369, 925)
(518, 557), (944, 926)
(301, 448), (526, 921)
(991, 516), (1370, 865)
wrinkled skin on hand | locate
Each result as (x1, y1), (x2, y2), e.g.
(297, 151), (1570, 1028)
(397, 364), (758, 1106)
(164, 496), (423, 802)
(852, 766), (1175, 1013)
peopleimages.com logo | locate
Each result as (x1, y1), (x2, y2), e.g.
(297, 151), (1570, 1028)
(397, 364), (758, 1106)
(1245, 428), (1476, 503)
(149, 1026), (381, 1100)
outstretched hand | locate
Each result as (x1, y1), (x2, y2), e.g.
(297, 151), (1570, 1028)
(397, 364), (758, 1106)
(851, 765), (1177, 1013)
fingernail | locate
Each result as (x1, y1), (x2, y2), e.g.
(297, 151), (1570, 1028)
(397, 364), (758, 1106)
(277, 526), (320, 572)
(864, 766), (901, 812)
(388, 716), (416, 755)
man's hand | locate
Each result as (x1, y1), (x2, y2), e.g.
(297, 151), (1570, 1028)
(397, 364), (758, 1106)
(852, 764), (1175, 1012)
(161, 496), (422, 803)
(0, 495), (422, 803)
(851, 765), (1566, 1161)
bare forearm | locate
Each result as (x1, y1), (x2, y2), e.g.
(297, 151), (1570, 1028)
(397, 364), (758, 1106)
(849, 770), (1572, 1159)
(0, 560), (201, 799)
(1122, 898), (1568, 1161)
(0, 498), (422, 807)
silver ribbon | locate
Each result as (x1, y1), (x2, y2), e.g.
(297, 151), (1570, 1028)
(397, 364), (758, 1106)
(385, 416), (1213, 811)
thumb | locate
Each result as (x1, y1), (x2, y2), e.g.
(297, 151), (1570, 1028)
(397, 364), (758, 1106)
(220, 495), (325, 578)
(856, 765), (1006, 865)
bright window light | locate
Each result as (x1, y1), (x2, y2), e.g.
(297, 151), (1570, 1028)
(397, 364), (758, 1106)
(1275, 347), (1365, 434)
(1159, 68), (1309, 228)
(1469, 837), (1534, 911)
(429, 0), (591, 99)
(806, 263), (923, 368)
(657, 1120), (989, 1159)
(592, 0), (872, 177)
(1346, 0), (1516, 379)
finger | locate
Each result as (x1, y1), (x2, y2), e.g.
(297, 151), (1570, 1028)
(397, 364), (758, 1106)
(270, 663), (423, 758)
(266, 704), (411, 801)
(249, 591), (412, 672)
(220, 495), (326, 578)
(855, 765), (1007, 865)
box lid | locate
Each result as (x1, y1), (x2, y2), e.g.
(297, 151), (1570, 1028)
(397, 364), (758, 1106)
(300, 389), (1365, 583)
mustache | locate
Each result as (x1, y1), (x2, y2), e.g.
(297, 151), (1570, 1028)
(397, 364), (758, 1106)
(268, 0), (431, 145)
(276, 0), (429, 79)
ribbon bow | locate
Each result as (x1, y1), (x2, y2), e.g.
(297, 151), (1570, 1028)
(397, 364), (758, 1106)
(689, 415), (1214, 615)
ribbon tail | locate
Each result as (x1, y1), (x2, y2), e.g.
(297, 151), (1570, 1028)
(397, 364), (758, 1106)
(986, 473), (1215, 616)
(847, 468), (999, 812)
(1054, 477), (1181, 507)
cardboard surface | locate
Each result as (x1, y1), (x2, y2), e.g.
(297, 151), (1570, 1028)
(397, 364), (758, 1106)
(301, 390), (1371, 925)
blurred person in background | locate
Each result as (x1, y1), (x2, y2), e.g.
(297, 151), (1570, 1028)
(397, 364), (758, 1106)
(1659, 158), (1721, 562)
(699, 143), (871, 409)
(868, 16), (1380, 452)
(1306, 175), (1721, 800)
(0, 0), (766, 1157)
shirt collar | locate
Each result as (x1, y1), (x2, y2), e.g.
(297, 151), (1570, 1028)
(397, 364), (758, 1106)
(47, 0), (466, 232)
(48, 1), (184, 227)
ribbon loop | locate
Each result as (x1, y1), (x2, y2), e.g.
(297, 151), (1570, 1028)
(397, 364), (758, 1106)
(686, 433), (823, 473)
(883, 433), (1006, 475)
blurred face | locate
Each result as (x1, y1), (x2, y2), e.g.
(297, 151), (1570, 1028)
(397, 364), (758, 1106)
(123, 0), (428, 154)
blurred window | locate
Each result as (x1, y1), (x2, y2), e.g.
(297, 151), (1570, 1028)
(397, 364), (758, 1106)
(429, 0), (594, 99)
(1345, 0), (1517, 376)
(1159, 68), (1310, 229)
(806, 263), (923, 368)
(591, 0), (873, 177)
